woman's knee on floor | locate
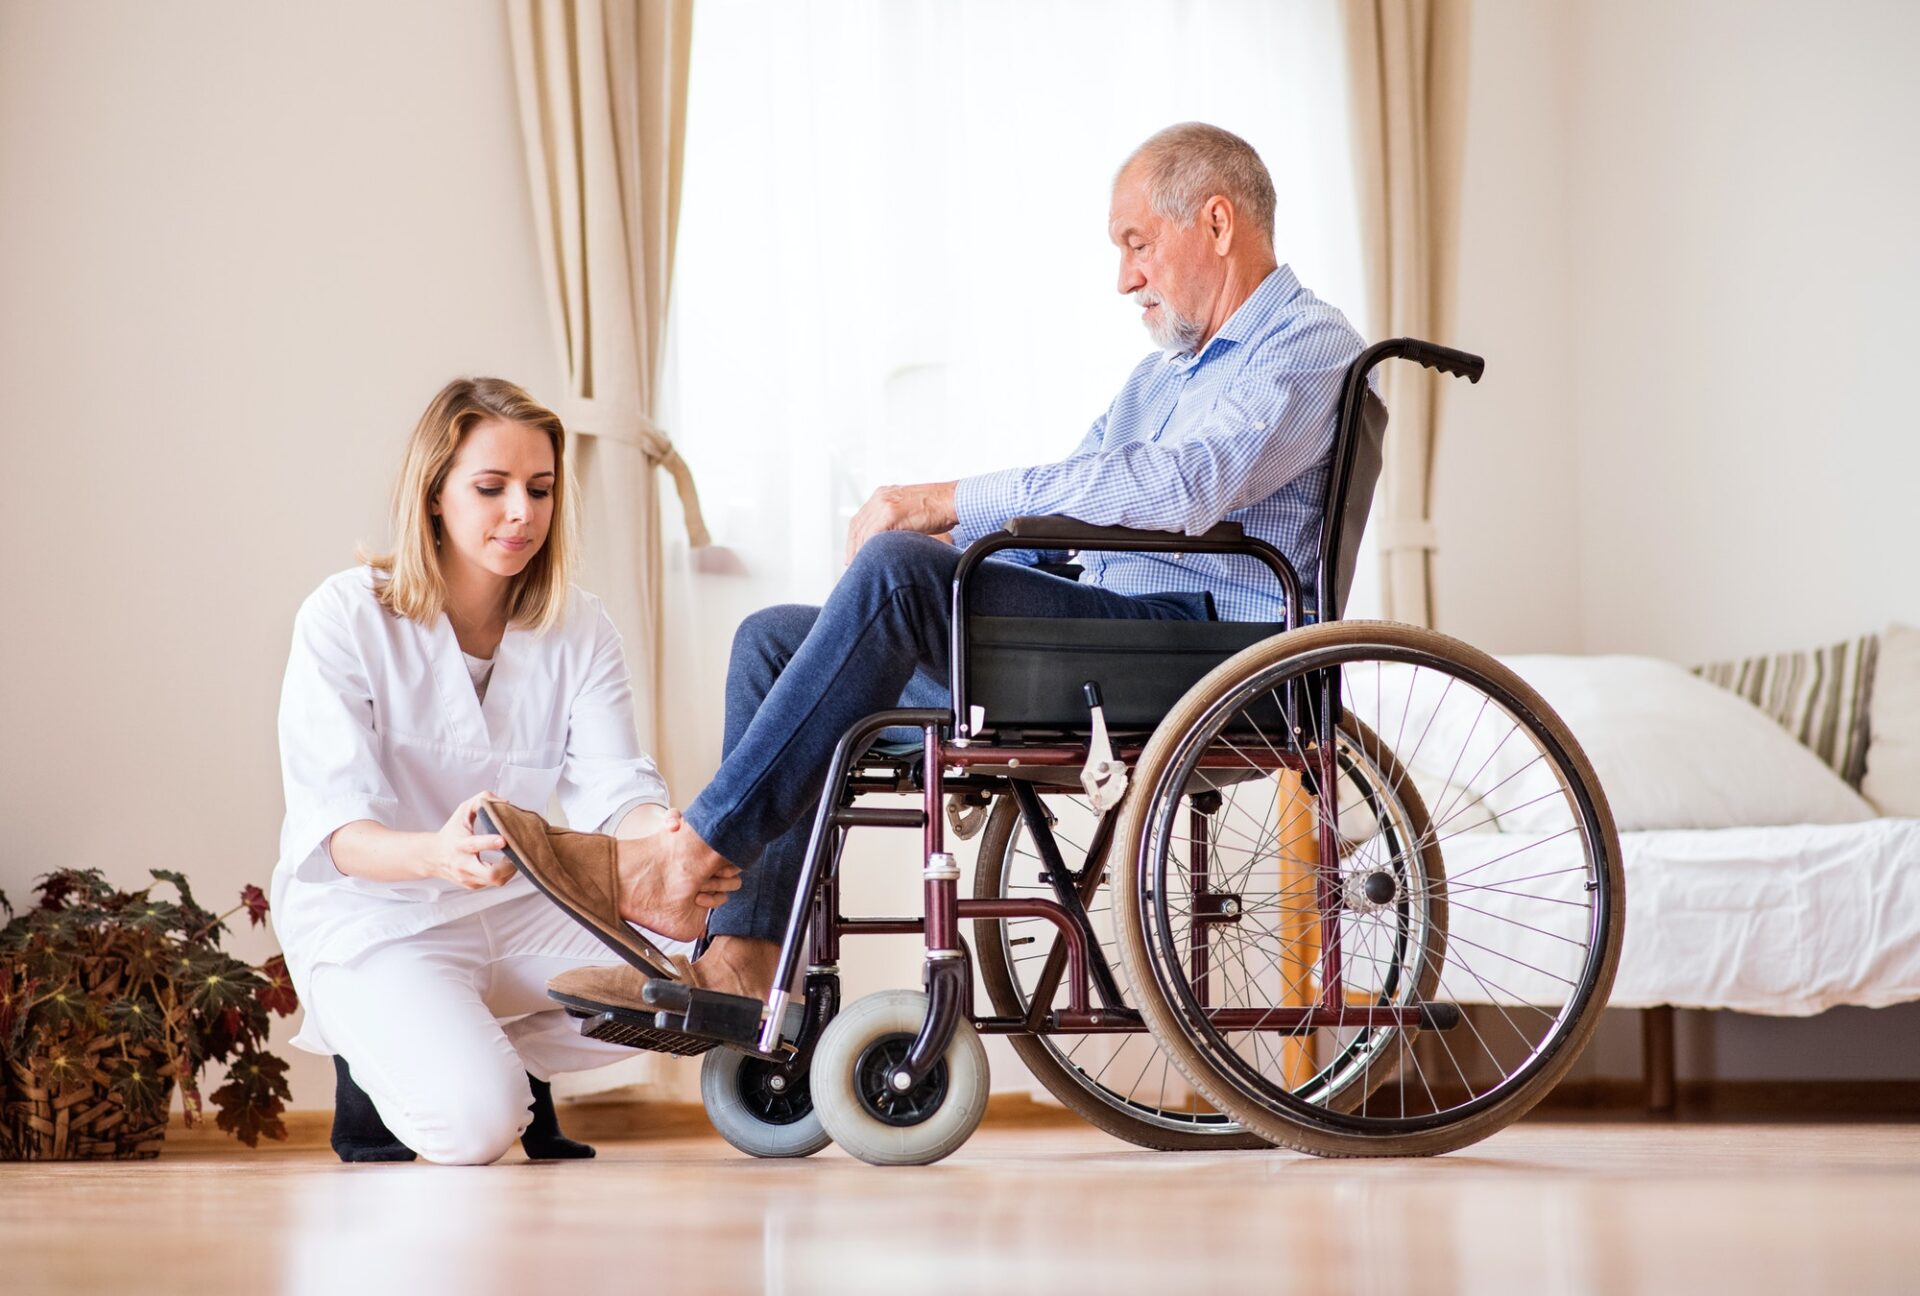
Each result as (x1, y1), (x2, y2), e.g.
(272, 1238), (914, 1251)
(388, 1068), (534, 1167)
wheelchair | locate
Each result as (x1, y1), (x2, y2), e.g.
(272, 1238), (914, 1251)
(568, 338), (1626, 1166)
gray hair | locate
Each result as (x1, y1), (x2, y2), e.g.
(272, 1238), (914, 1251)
(1119, 122), (1276, 246)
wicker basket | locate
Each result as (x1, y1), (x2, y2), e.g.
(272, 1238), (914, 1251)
(2, 1035), (177, 1161)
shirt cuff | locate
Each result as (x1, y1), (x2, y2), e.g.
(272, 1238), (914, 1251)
(952, 468), (1027, 549)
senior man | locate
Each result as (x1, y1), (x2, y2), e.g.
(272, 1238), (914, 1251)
(532, 122), (1369, 1006)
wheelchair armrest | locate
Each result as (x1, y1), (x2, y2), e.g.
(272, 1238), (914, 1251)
(950, 514), (1305, 740)
(1004, 515), (1246, 546)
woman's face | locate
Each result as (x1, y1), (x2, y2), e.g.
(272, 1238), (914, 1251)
(432, 418), (556, 580)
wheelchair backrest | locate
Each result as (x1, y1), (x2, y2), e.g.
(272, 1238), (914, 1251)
(1319, 384), (1386, 623)
(1317, 338), (1485, 623)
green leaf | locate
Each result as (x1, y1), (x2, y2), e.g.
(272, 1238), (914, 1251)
(149, 868), (220, 939)
(184, 954), (265, 1012)
(104, 994), (166, 1042)
(106, 1055), (171, 1119)
(121, 899), (186, 935)
(36, 980), (97, 1029)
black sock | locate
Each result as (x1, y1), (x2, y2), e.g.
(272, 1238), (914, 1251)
(330, 1055), (417, 1163)
(521, 1074), (595, 1160)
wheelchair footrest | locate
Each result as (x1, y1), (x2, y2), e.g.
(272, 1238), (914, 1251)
(577, 1008), (720, 1057)
(564, 980), (806, 1057)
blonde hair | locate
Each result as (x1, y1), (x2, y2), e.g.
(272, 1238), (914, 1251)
(361, 377), (575, 633)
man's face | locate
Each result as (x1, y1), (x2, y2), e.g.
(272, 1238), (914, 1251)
(1110, 163), (1218, 354)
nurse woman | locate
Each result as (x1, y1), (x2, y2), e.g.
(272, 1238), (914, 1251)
(270, 377), (722, 1165)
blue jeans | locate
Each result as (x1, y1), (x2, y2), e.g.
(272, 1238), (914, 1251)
(683, 531), (1212, 943)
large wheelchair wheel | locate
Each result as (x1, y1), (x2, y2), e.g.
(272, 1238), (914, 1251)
(1114, 621), (1625, 1158)
(972, 792), (1268, 1150)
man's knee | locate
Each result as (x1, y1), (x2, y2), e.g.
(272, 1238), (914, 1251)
(733, 604), (817, 665)
(844, 530), (957, 592)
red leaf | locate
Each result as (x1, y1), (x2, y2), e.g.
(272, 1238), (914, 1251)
(239, 884), (270, 927)
(255, 955), (299, 1017)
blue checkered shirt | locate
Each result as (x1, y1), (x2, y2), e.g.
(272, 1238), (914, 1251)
(951, 265), (1364, 623)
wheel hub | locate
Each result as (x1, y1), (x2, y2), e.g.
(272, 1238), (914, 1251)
(737, 1055), (813, 1126)
(1343, 866), (1400, 913)
(853, 1034), (949, 1127)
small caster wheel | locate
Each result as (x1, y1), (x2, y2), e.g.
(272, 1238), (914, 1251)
(701, 1046), (831, 1159)
(811, 989), (988, 1167)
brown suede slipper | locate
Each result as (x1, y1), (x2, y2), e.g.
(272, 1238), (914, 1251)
(477, 797), (682, 981)
(549, 961), (805, 1042)
(547, 960), (688, 1015)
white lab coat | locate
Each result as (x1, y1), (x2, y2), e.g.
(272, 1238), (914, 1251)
(271, 565), (669, 1053)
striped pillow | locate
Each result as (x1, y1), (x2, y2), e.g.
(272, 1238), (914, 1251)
(1693, 634), (1879, 788)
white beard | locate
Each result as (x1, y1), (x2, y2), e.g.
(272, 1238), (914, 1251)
(1134, 291), (1205, 354)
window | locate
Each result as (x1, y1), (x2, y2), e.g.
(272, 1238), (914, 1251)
(667, 0), (1369, 610)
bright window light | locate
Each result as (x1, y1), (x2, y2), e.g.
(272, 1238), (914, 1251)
(668, 0), (1372, 615)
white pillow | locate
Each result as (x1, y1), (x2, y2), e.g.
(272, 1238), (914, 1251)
(1348, 655), (1877, 833)
(1862, 623), (1920, 817)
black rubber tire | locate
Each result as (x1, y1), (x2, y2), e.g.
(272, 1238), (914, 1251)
(1113, 621), (1626, 1159)
(811, 990), (989, 1167)
(701, 1046), (832, 1159)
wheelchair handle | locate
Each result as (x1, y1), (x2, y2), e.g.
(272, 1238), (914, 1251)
(1371, 337), (1485, 383)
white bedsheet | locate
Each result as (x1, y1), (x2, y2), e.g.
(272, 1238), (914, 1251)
(1434, 819), (1920, 1017)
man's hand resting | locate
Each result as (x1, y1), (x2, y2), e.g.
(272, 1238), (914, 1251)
(844, 481), (960, 565)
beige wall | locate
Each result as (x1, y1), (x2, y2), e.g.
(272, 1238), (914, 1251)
(1564, 0), (1920, 661)
(1429, 0), (1582, 654)
(1552, 0), (1920, 1080)
(0, 1), (557, 1110)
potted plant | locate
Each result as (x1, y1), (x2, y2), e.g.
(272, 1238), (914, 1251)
(0, 868), (299, 1159)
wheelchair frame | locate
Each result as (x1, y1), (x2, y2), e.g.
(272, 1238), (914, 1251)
(747, 338), (1490, 1108)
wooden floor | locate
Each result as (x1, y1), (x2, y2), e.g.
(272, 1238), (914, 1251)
(5, 1113), (1917, 1295)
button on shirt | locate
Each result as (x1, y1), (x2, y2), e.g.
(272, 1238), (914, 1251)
(950, 265), (1365, 623)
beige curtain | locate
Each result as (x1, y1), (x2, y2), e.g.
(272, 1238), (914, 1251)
(508, 0), (709, 761)
(509, 0), (707, 1100)
(1343, 0), (1470, 628)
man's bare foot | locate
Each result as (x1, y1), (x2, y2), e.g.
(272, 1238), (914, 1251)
(613, 817), (740, 942)
(687, 935), (783, 1001)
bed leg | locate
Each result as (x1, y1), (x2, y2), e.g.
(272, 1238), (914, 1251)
(1642, 1006), (1677, 1114)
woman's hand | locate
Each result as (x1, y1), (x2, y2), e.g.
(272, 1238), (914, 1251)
(426, 790), (517, 890)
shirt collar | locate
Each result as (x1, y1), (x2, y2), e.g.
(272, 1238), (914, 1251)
(1171, 264), (1302, 370)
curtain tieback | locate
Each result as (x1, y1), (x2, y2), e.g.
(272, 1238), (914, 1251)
(1376, 518), (1438, 555)
(557, 396), (712, 548)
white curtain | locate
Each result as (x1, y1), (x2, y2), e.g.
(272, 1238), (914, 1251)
(1343, 0), (1472, 628)
(508, 0), (708, 1100)
(508, 0), (709, 756)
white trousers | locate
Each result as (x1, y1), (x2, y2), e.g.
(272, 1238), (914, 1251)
(307, 890), (687, 1165)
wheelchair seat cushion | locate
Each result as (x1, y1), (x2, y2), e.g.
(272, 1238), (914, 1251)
(968, 616), (1289, 731)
